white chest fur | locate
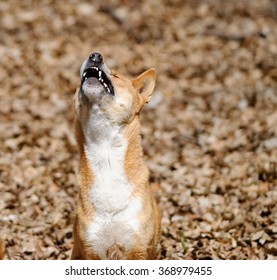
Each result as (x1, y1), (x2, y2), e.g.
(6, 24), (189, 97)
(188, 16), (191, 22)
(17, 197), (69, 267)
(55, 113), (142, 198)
(83, 111), (141, 258)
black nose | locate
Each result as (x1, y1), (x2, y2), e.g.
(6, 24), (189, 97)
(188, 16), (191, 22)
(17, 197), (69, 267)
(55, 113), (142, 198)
(89, 52), (103, 64)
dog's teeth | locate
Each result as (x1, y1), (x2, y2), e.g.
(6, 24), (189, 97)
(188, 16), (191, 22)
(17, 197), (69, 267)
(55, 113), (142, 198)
(83, 73), (86, 77)
(98, 71), (102, 77)
(107, 88), (110, 93)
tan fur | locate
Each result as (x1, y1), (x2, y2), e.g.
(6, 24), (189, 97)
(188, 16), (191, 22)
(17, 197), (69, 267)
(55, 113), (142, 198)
(0, 240), (3, 260)
(71, 61), (161, 260)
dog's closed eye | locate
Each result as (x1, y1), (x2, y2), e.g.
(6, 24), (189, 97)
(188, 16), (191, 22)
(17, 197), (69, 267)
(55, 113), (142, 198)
(112, 72), (121, 79)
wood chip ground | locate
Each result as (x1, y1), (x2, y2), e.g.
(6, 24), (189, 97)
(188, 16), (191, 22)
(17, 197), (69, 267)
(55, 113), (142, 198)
(0, 0), (276, 259)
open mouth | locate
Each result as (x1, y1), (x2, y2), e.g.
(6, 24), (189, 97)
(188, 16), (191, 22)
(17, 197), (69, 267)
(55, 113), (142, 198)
(82, 67), (114, 95)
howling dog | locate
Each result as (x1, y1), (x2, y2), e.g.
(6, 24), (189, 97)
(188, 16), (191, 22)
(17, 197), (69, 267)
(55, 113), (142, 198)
(72, 52), (161, 260)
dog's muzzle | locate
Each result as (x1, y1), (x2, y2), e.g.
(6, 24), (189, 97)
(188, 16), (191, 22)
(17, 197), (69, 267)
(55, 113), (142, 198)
(80, 52), (114, 95)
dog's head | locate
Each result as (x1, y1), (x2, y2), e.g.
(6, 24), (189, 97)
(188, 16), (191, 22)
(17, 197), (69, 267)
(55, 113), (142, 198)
(75, 52), (156, 126)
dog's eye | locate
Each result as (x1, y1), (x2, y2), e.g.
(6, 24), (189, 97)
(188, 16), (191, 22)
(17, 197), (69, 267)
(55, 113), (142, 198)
(112, 73), (120, 78)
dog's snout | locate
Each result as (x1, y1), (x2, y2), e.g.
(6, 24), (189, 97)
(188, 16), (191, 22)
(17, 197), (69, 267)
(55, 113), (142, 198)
(89, 52), (103, 64)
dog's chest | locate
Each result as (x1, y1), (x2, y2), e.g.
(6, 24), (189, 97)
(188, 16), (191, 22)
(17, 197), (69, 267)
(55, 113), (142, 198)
(87, 197), (141, 259)
(84, 128), (141, 258)
(86, 130), (132, 212)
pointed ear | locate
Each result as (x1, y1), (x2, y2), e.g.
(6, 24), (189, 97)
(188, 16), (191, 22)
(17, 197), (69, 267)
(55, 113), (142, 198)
(132, 68), (156, 103)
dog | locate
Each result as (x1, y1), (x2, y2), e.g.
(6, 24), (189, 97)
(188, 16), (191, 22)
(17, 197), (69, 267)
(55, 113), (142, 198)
(71, 52), (161, 260)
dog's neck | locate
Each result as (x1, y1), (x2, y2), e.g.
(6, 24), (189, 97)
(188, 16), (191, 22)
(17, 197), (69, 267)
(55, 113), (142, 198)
(77, 110), (148, 194)
(77, 111), (146, 214)
(84, 114), (128, 175)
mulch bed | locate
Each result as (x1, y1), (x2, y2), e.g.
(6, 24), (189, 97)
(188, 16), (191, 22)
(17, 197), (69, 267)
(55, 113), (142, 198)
(0, 0), (276, 259)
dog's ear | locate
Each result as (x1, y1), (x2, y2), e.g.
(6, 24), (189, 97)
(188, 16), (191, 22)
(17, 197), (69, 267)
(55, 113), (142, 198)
(132, 68), (156, 103)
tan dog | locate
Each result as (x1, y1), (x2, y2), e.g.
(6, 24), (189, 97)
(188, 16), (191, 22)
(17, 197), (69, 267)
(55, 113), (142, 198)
(71, 52), (161, 260)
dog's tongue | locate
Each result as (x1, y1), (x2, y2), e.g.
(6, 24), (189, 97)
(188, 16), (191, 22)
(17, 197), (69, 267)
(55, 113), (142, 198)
(85, 77), (100, 85)
(85, 77), (106, 90)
